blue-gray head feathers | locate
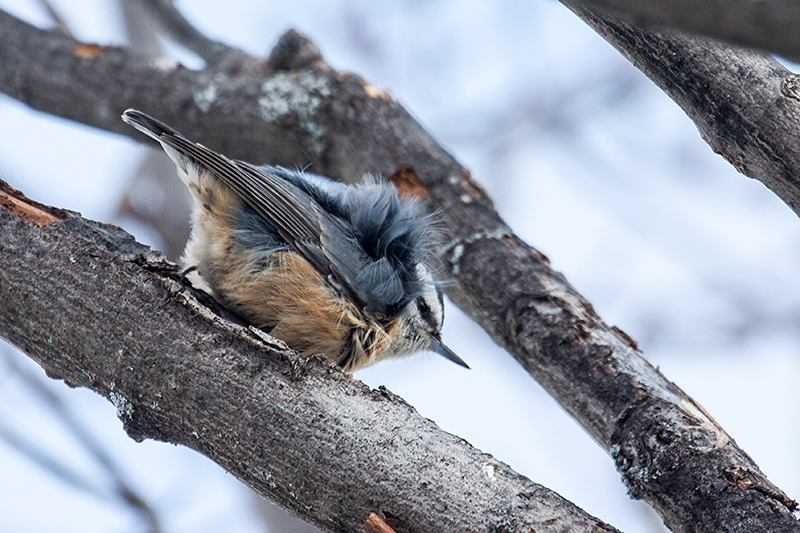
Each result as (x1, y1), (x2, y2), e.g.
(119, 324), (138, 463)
(276, 169), (440, 319)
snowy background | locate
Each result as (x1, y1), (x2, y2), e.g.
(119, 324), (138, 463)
(1, 1), (799, 532)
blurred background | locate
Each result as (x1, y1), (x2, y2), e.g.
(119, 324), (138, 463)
(1, 1), (799, 532)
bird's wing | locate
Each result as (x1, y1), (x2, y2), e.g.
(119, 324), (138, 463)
(121, 109), (373, 310)
(233, 161), (375, 309)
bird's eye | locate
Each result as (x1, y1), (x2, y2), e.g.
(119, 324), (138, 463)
(416, 296), (430, 317)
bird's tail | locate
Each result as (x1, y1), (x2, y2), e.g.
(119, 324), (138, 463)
(121, 109), (181, 142)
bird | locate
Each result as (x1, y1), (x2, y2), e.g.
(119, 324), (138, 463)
(121, 109), (468, 372)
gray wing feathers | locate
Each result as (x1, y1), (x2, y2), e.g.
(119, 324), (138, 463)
(230, 161), (322, 245)
(122, 109), (422, 320)
(157, 137), (355, 286)
(236, 163), (385, 310)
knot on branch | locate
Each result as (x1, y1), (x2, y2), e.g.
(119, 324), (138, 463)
(387, 164), (429, 199)
(781, 73), (800, 101)
(268, 29), (328, 72)
(723, 468), (799, 513)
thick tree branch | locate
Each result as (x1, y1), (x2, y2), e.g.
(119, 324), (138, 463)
(0, 182), (617, 533)
(0, 7), (798, 532)
(561, 0), (800, 218)
(563, 0), (800, 64)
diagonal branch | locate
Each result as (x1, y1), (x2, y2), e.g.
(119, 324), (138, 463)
(561, 0), (800, 64)
(127, 0), (257, 72)
(131, 0), (234, 61)
(35, 0), (73, 38)
(561, 0), (800, 218)
(0, 7), (798, 532)
(0, 181), (617, 533)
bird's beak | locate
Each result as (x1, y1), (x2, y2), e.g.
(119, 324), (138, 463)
(429, 333), (470, 369)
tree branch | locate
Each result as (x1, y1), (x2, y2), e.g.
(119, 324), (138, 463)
(561, 0), (800, 219)
(129, 0), (265, 73)
(0, 7), (798, 532)
(0, 182), (617, 532)
(562, 0), (800, 64)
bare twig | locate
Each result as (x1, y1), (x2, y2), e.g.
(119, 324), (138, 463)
(1, 348), (163, 533)
(35, 0), (73, 37)
(129, 0), (260, 72)
(0, 412), (108, 500)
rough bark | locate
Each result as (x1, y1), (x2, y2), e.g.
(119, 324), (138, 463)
(0, 182), (617, 532)
(564, 0), (800, 64)
(0, 7), (798, 532)
(561, 1), (800, 218)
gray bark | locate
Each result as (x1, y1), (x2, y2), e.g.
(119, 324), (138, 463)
(563, 0), (800, 64)
(0, 6), (798, 532)
(0, 181), (617, 532)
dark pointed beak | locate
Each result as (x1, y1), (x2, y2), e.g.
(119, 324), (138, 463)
(429, 333), (470, 369)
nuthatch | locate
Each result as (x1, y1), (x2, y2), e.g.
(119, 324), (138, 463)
(122, 110), (468, 372)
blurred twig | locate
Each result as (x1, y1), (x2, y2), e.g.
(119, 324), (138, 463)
(0, 413), (109, 500)
(129, 0), (260, 72)
(35, 0), (72, 37)
(0, 348), (162, 533)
